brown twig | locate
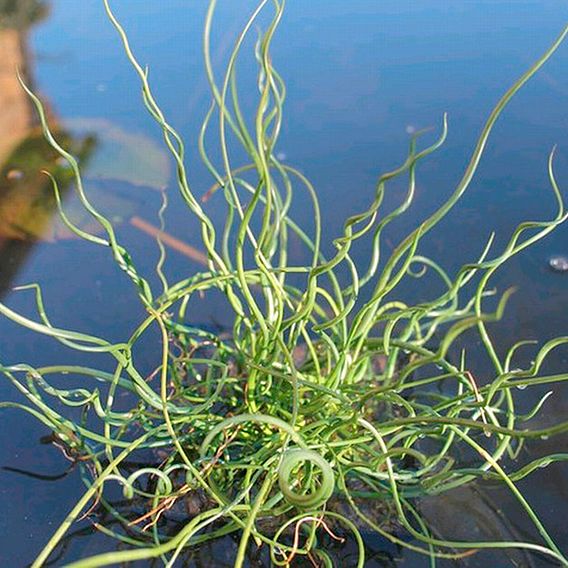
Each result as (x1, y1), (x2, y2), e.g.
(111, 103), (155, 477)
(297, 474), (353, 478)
(130, 215), (208, 266)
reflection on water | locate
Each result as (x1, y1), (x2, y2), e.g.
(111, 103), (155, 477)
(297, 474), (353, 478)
(0, 132), (96, 241)
(0, 0), (568, 566)
(0, 0), (96, 295)
(0, 2), (174, 297)
(0, 5), (40, 160)
(0, 0), (48, 30)
(65, 118), (170, 189)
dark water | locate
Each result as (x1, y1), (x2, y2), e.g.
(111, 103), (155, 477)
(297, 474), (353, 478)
(0, 1), (567, 565)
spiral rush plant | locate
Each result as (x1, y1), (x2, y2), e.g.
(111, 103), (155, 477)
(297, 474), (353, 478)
(2, 1), (568, 566)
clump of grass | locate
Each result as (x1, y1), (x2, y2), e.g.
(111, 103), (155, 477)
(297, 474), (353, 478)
(2, 1), (568, 566)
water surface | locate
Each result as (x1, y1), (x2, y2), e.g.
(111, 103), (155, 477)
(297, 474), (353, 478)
(1, 1), (568, 565)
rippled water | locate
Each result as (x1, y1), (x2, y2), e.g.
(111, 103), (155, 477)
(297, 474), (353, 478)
(0, 1), (567, 565)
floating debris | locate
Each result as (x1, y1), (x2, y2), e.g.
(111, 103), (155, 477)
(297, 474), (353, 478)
(548, 255), (568, 273)
(130, 216), (209, 266)
(55, 156), (71, 168)
(6, 169), (24, 181)
(64, 117), (170, 189)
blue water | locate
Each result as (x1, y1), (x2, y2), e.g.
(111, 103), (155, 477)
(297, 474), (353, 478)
(1, 1), (567, 565)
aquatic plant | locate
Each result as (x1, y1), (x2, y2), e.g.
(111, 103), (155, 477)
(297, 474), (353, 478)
(2, 1), (568, 566)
